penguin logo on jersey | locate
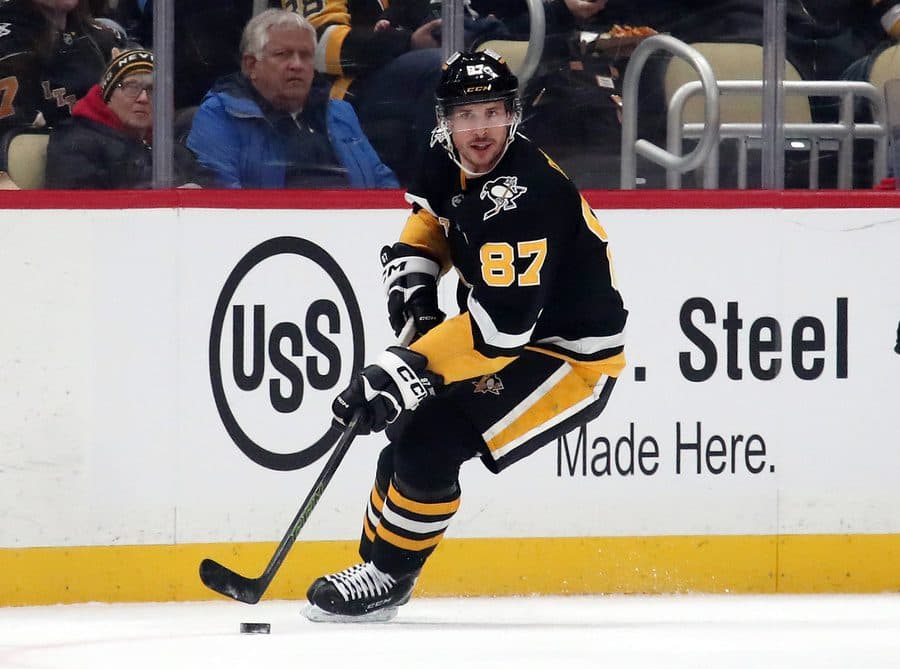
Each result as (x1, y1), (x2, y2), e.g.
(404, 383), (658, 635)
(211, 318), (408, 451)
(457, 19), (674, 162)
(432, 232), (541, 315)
(472, 374), (504, 395)
(480, 176), (527, 221)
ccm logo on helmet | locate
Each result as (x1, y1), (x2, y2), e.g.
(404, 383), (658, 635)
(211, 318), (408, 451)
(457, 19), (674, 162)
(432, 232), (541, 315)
(465, 85), (492, 93)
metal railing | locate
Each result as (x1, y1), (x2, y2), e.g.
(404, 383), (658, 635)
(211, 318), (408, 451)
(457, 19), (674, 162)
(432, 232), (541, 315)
(667, 80), (888, 189)
(513, 0), (545, 93)
(620, 35), (720, 189)
(621, 35), (889, 190)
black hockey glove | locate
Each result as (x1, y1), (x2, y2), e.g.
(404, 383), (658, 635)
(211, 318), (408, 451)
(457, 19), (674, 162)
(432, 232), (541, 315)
(332, 346), (443, 435)
(381, 243), (445, 341)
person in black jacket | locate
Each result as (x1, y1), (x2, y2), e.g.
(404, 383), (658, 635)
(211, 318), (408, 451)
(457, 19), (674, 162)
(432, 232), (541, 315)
(45, 48), (210, 188)
(614, 0), (900, 85)
(0, 0), (128, 133)
(104, 0), (261, 110)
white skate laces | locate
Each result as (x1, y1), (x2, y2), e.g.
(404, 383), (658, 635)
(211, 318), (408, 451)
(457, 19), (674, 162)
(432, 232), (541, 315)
(325, 562), (397, 602)
(305, 560), (419, 622)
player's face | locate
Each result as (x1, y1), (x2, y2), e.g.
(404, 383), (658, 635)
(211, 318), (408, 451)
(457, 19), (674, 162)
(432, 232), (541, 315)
(448, 101), (512, 174)
(244, 24), (315, 113)
(107, 74), (153, 135)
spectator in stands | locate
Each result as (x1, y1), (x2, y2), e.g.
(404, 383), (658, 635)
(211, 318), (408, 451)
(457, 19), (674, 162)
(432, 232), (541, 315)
(623, 0), (900, 91)
(186, 9), (398, 189)
(0, 0), (128, 133)
(373, 0), (509, 49)
(45, 48), (211, 188)
(373, 0), (443, 34)
(279, 0), (444, 186)
(105, 0), (263, 110)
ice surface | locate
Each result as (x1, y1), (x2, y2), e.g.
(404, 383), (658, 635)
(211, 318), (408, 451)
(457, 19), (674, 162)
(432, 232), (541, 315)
(2, 593), (900, 668)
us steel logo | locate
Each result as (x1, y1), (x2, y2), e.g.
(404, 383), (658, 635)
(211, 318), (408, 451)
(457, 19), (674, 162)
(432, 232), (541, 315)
(209, 237), (365, 471)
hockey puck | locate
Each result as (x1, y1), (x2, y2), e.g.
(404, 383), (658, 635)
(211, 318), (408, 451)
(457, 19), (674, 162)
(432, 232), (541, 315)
(240, 622), (271, 634)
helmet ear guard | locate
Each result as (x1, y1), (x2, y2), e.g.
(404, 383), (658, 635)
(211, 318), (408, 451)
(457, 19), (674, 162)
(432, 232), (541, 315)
(432, 50), (522, 175)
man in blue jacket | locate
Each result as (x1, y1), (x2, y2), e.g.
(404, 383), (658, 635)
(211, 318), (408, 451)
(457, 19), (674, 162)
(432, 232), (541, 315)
(186, 8), (398, 189)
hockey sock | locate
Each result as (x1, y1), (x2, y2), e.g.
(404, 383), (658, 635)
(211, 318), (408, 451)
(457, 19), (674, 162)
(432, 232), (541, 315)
(359, 445), (395, 561)
(359, 480), (387, 560)
(370, 475), (460, 575)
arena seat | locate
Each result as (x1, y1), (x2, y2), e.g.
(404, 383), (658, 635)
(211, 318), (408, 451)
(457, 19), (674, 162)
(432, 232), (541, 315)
(1, 128), (50, 190)
(664, 42), (810, 127)
(868, 44), (900, 97)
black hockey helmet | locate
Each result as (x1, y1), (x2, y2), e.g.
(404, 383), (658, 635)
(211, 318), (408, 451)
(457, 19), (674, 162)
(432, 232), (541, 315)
(432, 50), (522, 175)
(435, 49), (519, 109)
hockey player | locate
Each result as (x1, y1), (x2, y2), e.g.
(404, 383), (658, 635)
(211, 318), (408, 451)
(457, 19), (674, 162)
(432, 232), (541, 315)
(304, 50), (628, 622)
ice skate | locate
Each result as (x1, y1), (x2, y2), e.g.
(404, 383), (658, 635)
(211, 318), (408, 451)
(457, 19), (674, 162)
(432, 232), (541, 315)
(303, 561), (418, 623)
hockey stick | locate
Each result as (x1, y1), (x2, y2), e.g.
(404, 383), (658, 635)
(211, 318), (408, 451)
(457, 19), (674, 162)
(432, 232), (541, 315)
(200, 318), (418, 603)
(398, 317), (416, 347)
(199, 410), (364, 604)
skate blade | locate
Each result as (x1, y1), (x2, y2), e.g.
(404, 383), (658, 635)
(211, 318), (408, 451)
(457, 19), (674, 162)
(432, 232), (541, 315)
(302, 604), (399, 623)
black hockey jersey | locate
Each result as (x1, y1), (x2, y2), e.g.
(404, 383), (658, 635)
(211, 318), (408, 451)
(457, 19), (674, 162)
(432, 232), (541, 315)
(280, 0), (414, 99)
(280, 0), (412, 74)
(0, 0), (125, 131)
(401, 136), (628, 383)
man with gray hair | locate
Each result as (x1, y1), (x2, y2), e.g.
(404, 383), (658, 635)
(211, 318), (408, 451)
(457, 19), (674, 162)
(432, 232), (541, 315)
(186, 8), (398, 189)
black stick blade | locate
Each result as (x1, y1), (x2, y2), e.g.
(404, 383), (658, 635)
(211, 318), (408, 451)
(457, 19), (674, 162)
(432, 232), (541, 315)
(199, 558), (263, 604)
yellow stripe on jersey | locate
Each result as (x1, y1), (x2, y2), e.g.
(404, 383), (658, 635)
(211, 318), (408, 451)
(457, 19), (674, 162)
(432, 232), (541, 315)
(483, 366), (594, 456)
(387, 483), (461, 517)
(305, 0), (351, 29)
(525, 348), (626, 383)
(411, 313), (516, 383)
(539, 149), (569, 178)
(399, 208), (452, 271)
(581, 196), (608, 242)
(580, 196), (621, 289)
(323, 25), (350, 74)
(375, 524), (446, 551)
(328, 76), (354, 99)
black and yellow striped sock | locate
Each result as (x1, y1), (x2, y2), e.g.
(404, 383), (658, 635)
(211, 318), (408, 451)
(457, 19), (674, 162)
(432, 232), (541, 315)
(370, 477), (461, 575)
